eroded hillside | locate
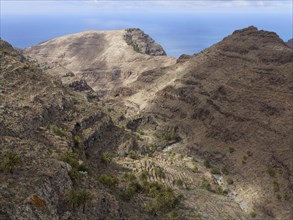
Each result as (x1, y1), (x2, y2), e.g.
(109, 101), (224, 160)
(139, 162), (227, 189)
(1, 26), (293, 220)
(23, 29), (176, 95)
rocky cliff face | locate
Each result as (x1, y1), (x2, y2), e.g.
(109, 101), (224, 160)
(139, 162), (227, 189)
(123, 28), (167, 56)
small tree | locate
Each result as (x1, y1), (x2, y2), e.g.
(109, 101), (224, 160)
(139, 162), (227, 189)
(77, 190), (92, 214)
(101, 152), (111, 166)
(2, 151), (21, 174)
(65, 189), (79, 210)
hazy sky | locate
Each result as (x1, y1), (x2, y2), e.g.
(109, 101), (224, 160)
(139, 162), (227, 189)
(1, 0), (292, 57)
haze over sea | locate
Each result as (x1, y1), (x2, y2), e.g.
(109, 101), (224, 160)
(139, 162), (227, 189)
(1, 1), (292, 57)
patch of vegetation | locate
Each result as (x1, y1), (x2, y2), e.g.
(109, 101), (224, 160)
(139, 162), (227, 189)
(284, 194), (289, 200)
(267, 166), (275, 177)
(123, 172), (137, 182)
(221, 166), (229, 175)
(101, 152), (112, 166)
(203, 160), (211, 168)
(122, 181), (143, 201)
(139, 170), (149, 181)
(247, 151), (253, 157)
(68, 168), (83, 183)
(65, 189), (92, 213)
(128, 150), (138, 160)
(215, 185), (223, 194)
(162, 132), (180, 142)
(1, 151), (21, 174)
(60, 151), (79, 168)
(249, 211), (256, 218)
(154, 166), (165, 178)
(145, 183), (181, 215)
(226, 177), (234, 185)
(98, 174), (118, 190)
(276, 194), (282, 200)
(200, 177), (211, 191)
(192, 165), (199, 173)
(272, 181), (279, 192)
(229, 147), (235, 153)
(210, 167), (221, 175)
(176, 179), (184, 188)
(148, 143), (158, 152)
(49, 124), (66, 137)
(243, 156), (247, 161)
(73, 135), (81, 147)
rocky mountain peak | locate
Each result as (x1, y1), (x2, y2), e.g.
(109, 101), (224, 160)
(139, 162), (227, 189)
(123, 28), (167, 56)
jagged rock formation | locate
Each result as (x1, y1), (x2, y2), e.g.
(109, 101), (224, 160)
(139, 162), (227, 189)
(23, 29), (176, 95)
(123, 28), (167, 56)
(286, 38), (293, 48)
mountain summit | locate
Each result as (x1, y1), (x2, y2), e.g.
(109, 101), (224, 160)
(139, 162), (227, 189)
(23, 29), (176, 95)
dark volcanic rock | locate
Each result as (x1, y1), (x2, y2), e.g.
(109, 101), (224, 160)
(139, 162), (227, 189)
(69, 79), (93, 91)
(124, 28), (167, 56)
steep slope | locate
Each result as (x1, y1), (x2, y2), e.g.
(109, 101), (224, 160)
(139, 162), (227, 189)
(0, 39), (148, 219)
(286, 38), (293, 48)
(23, 29), (176, 95)
(1, 40), (249, 220)
(118, 26), (293, 220)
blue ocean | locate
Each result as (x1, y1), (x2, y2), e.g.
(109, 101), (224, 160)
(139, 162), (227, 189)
(1, 12), (292, 57)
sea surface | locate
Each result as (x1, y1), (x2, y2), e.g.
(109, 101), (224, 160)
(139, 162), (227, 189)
(1, 12), (292, 57)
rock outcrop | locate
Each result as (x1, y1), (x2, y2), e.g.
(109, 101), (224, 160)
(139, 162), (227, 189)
(286, 38), (293, 48)
(123, 28), (167, 56)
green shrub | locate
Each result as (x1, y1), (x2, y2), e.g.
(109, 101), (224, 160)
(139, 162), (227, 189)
(101, 152), (111, 166)
(267, 166), (275, 177)
(139, 170), (148, 181)
(68, 168), (83, 183)
(247, 151), (253, 157)
(65, 189), (92, 213)
(73, 135), (81, 147)
(229, 147), (235, 153)
(284, 194), (289, 200)
(162, 132), (180, 142)
(2, 151), (21, 174)
(49, 124), (66, 137)
(215, 185), (223, 194)
(272, 181), (279, 192)
(249, 211), (256, 218)
(147, 187), (180, 214)
(221, 166), (229, 175)
(226, 178), (234, 185)
(99, 174), (118, 190)
(128, 150), (138, 160)
(154, 166), (165, 178)
(192, 166), (199, 173)
(276, 194), (282, 200)
(204, 160), (211, 168)
(123, 172), (136, 182)
(200, 177), (211, 191)
(60, 152), (79, 168)
(176, 179), (184, 187)
(210, 167), (221, 175)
